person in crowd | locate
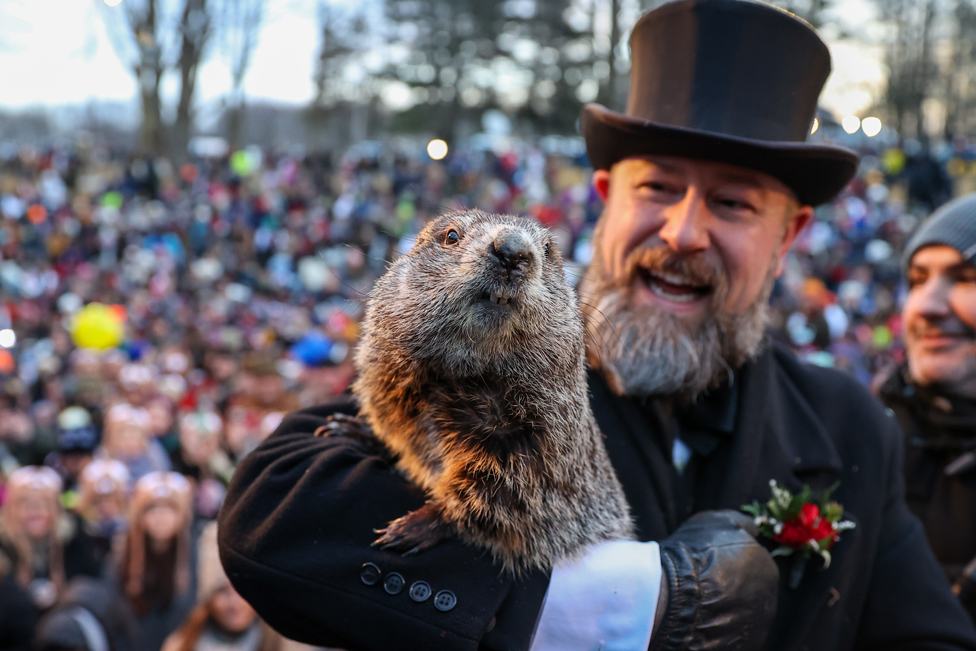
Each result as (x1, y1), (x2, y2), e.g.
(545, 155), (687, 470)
(161, 523), (286, 651)
(0, 466), (100, 611)
(224, 351), (299, 427)
(46, 406), (100, 495)
(146, 395), (180, 461)
(217, 1), (976, 650)
(879, 192), (976, 621)
(34, 577), (138, 651)
(74, 460), (131, 569)
(112, 471), (196, 651)
(0, 552), (39, 651)
(170, 412), (233, 485)
(101, 404), (170, 480)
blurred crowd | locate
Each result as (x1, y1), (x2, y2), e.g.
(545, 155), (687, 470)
(0, 129), (974, 651)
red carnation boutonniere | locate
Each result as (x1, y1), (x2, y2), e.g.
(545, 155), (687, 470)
(743, 480), (855, 589)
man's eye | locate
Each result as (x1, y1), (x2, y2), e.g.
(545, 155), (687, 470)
(716, 198), (754, 212)
(956, 266), (976, 283)
(639, 182), (669, 192)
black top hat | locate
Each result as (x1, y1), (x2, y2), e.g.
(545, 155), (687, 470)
(581, 0), (859, 206)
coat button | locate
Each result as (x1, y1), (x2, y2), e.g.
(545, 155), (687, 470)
(360, 563), (381, 586)
(384, 572), (404, 595)
(434, 590), (457, 612)
(409, 581), (431, 602)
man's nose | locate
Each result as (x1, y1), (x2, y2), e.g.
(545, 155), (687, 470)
(658, 193), (710, 253)
(913, 279), (952, 319)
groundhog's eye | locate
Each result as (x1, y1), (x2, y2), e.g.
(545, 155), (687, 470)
(444, 230), (460, 246)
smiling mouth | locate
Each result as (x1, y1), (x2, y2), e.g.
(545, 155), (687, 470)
(915, 331), (974, 345)
(638, 268), (712, 303)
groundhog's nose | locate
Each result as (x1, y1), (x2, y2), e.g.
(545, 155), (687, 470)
(490, 233), (533, 278)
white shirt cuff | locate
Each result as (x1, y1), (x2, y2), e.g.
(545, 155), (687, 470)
(529, 540), (662, 651)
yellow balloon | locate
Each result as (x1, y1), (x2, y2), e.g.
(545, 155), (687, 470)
(70, 303), (125, 350)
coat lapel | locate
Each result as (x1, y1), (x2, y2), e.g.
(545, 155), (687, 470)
(718, 345), (843, 513)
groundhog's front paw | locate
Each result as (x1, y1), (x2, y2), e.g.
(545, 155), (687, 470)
(373, 502), (454, 555)
(314, 413), (373, 439)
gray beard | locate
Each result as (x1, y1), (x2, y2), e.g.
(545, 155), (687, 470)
(579, 249), (777, 401)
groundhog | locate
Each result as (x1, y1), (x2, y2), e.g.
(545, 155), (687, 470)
(324, 209), (633, 572)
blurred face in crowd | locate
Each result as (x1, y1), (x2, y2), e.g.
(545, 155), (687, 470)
(147, 400), (175, 436)
(581, 155), (812, 397)
(239, 372), (284, 405)
(107, 420), (149, 459)
(141, 503), (182, 546)
(13, 493), (55, 539)
(61, 452), (93, 483)
(179, 417), (221, 467)
(92, 492), (123, 522)
(210, 584), (257, 634)
(904, 245), (976, 398)
(206, 352), (237, 382)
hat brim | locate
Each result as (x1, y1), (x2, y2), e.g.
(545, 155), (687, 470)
(581, 104), (859, 206)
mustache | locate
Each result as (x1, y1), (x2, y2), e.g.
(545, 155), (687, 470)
(616, 246), (728, 297)
(911, 318), (976, 340)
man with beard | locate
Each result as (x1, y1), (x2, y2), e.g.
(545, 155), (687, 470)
(879, 193), (976, 622)
(217, 1), (976, 650)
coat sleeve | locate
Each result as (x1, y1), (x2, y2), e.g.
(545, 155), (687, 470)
(854, 415), (976, 651)
(217, 402), (549, 651)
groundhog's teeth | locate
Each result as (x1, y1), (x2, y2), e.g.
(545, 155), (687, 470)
(489, 291), (510, 305)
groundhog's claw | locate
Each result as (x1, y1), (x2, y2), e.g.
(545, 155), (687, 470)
(314, 414), (393, 461)
(314, 413), (373, 439)
(373, 503), (453, 554)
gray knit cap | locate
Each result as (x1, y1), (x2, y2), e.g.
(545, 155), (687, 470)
(904, 193), (976, 267)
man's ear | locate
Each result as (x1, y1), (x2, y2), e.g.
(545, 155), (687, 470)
(593, 169), (611, 203)
(775, 205), (814, 276)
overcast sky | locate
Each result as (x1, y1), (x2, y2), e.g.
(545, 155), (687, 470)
(0, 0), (885, 121)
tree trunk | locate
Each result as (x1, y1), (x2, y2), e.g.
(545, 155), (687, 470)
(133, 0), (164, 155)
(173, 0), (210, 163)
(136, 59), (164, 155)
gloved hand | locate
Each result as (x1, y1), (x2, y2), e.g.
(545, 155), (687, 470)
(650, 509), (779, 651)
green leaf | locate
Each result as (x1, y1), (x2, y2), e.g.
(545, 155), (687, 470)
(787, 485), (812, 517)
(742, 503), (762, 517)
(771, 546), (795, 558)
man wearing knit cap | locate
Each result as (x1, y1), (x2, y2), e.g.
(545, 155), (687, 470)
(880, 192), (976, 623)
(220, 1), (976, 649)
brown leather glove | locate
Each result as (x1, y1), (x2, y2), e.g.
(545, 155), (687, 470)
(650, 510), (779, 651)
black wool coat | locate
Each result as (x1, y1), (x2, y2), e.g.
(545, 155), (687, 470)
(880, 365), (976, 622)
(218, 343), (976, 651)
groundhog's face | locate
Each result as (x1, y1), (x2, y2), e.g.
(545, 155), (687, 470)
(370, 210), (584, 376)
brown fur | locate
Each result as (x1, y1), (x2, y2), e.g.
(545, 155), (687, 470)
(350, 209), (633, 572)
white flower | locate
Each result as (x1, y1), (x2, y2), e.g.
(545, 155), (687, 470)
(774, 523), (784, 535)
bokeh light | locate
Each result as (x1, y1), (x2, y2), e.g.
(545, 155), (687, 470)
(810, 118), (819, 135)
(861, 117), (882, 137)
(842, 115), (861, 134)
(427, 139), (448, 161)
(0, 329), (16, 349)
